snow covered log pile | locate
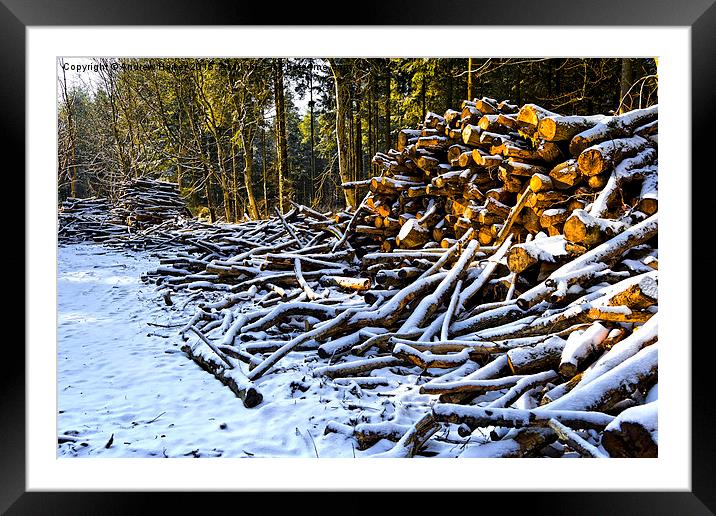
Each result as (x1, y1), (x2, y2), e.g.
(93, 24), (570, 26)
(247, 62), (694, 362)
(145, 191), (658, 457)
(58, 197), (129, 243)
(345, 99), (657, 255)
(78, 97), (659, 458)
(59, 178), (191, 245)
(111, 178), (190, 229)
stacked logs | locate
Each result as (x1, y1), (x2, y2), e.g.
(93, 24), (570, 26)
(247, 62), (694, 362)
(112, 178), (190, 228)
(58, 197), (129, 243)
(59, 178), (191, 246)
(345, 98), (657, 258)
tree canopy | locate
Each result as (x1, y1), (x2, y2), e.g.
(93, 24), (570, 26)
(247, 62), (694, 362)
(58, 57), (657, 220)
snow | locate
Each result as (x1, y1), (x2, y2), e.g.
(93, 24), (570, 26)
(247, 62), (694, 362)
(57, 244), (432, 457)
(543, 344), (658, 412)
(58, 242), (659, 459)
(519, 234), (569, 262)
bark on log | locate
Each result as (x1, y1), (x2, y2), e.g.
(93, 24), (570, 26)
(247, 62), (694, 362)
(507, 336), (567, 375)
(638, 172), (658, 215)
(547, 418), (608, 458)
(558, 322), (609, 378)
(569, 105), (658, 156)
(516, 214), (658, 310)
(432, 404), (615, 431)
(542, 345), (658, 413)
(601, 402), (658, 457)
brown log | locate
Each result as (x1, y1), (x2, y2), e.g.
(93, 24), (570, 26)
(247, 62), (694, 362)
(540, 208), (569, 228)
(313, 356), (405, 378)
(569, 105), (658, 156)
(538, 114), (607, 142)
(507, 235), (569, 273)
(319, 275), (371, 291)
(638, 172), (658, 215)
(601, 402), (658, 457)
(577, 136), (651, 176)
(462, 124), (482, 146)
(416, 135), (450, 152)
(396, 218), (430, 249)
(587, 172), (610, 189)
(542, 345), (658, 413)
(525, 190), (569, 209)
(563, 209), (628, 247)
(547, 418), (608, 458)
(604, 271), (658, 309)
(448, 144), (471, 163)
(397, 129), (422, 151)
(497, 113), (519, 130)
(470, 149), (502, 168)
(549, 159), (582, 188)
(529, 173), (553, 192)
(507, 337), (567, 374)
(475, 97), (499, 115)
(517, 104), (560, 131)
(558, 322), (610, 379)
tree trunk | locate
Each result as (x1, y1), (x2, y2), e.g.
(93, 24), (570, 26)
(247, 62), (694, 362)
(241, 131), (260, 220)
(273, 59), (288, 213)
(385, 60), (392, 150)
(447, 59), (454, 113)
(421, 65), (427, 122)
(309, 66), (316, 206)
(368, 87), (374, 177)
(328, 59), (357, 209)
(230, 130), (239, 222)
(203, 162), (216, 223)
(619, 58), (633, 113)
(355, 95), (363, 181)
(261, 124), (269, 218)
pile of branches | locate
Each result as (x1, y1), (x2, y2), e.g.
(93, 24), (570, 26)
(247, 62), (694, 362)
(58, 197), (129, 243)
(142, 92), (658, 456)
(59, 178), (191, 247)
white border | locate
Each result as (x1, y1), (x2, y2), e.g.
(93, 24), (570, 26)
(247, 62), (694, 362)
(27, 27), (690, 491)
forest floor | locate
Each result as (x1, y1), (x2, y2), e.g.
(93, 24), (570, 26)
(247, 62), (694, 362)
(57, 244), (476, 458)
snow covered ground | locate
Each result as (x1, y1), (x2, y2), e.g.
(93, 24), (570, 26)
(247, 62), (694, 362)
(57, 244), (455, 458)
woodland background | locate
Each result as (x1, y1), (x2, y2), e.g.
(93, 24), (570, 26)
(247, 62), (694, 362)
(57, 57), (657, 221)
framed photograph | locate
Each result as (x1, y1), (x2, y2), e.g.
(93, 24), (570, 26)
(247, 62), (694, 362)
(8, 0), (713, 513)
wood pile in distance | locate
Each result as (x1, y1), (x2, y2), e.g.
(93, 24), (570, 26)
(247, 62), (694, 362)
(112, 178), (191, 229)
(58, 197), (128, 243)
(59, 178), (191, 246)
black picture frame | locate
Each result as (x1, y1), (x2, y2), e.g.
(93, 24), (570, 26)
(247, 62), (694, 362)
(6, 1), (713, 514)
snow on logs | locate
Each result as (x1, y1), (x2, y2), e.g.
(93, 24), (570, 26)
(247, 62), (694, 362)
(59, 178), (190, 245)
(129, 97), (658, 458)
(348, 100), (656, 261)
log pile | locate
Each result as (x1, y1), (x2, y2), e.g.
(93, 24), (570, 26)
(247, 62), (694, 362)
(58, 197), (129, 243)
(146, 210), (657, 457)
(139, 94), (658, 455)
(59, 178), (190, 246)
(345, 99), (657, 258)
(111, 178), (190, 229)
